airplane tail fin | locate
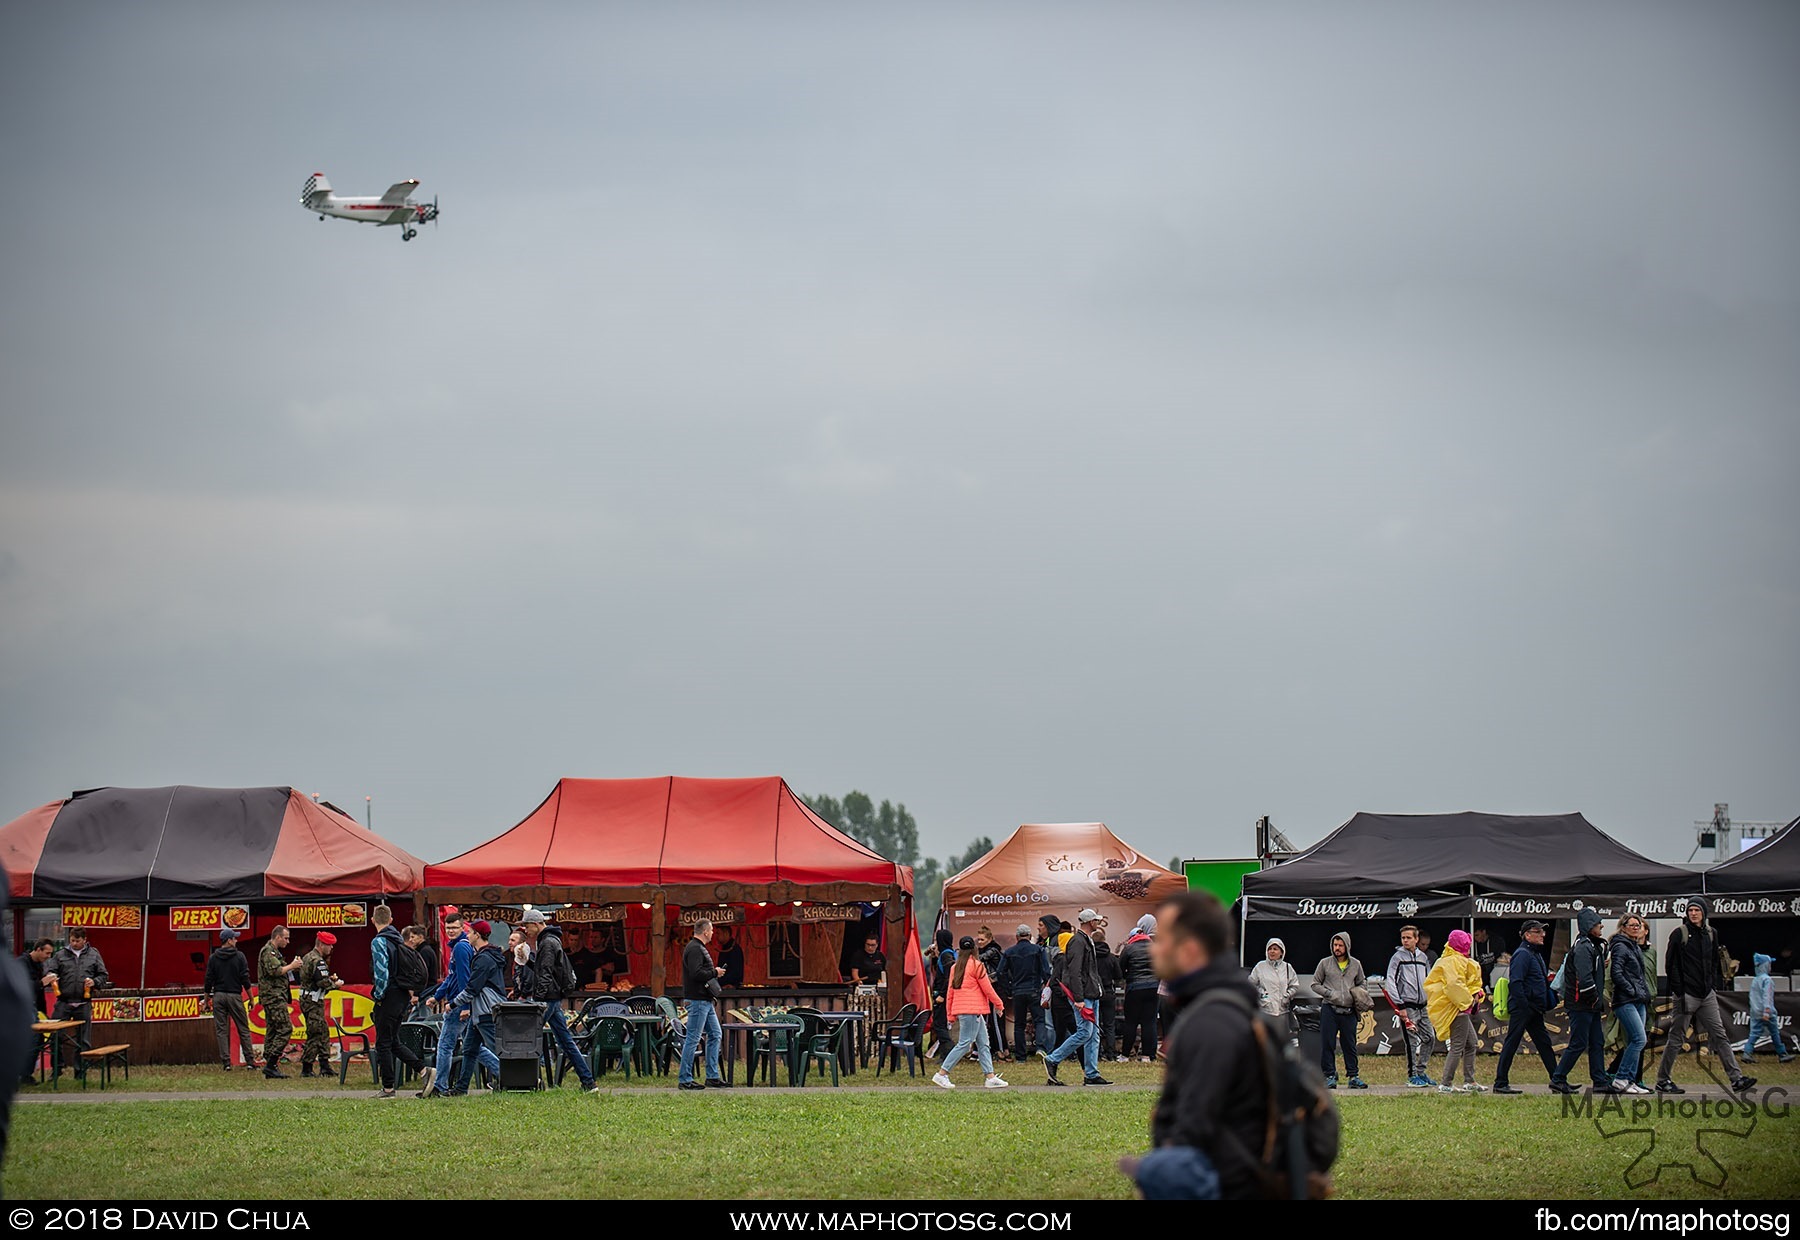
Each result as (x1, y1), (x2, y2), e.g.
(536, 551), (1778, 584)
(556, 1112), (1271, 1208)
(301, 172), (332, 206)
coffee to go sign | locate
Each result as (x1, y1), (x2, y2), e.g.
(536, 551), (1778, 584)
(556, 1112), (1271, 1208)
(170, 906), (251, 933)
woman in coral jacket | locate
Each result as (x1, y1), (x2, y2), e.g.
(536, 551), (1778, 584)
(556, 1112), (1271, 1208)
(933, 934), (1010, 1089)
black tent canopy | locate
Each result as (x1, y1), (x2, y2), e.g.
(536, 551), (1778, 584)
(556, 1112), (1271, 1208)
(1702, 816), (1800, 917)
(1241, 811), (1697, 921)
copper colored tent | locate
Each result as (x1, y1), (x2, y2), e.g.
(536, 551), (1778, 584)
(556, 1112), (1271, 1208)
(940, 823), (1187, 939)
(424, 776), (924, 1014)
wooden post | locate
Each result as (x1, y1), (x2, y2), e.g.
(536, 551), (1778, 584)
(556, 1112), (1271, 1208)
(412, 892), (427, 927)
(649, 891), (668, 999)
(883, 887), (906, 1019)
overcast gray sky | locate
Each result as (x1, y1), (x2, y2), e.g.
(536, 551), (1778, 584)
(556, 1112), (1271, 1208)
(2, 2), (1795, 872)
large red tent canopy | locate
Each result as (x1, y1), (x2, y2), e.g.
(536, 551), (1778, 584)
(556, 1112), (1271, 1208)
(426, 775), (898, 891)
(424, 776), (923, 1014)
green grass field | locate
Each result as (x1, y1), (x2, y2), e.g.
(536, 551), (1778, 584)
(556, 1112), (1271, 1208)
(12, 1056), (1798, 1199)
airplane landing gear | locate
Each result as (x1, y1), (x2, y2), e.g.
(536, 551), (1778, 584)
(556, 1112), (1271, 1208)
(402, 227), (416, 241)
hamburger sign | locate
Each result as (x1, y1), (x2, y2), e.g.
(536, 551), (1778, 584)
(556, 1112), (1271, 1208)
(285, 902), (367, 929)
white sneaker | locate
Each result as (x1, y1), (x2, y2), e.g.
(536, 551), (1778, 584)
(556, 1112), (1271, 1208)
(1437, 1084), (1456, 1093)
(415, 1067), (436, 1098)
(1620, 1080), (1651, 1095)
(932, 1071), (955, 1090)
(1463, 1083), (1487, 1093)
(985, 1075), (1009, 1088)
(1138, 1056), (1153, 1064)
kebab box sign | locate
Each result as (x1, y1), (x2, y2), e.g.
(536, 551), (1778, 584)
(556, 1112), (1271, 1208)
(170, 905), (251, 933)
(62, 905), (142, 931)
(286, 902), (368, 929)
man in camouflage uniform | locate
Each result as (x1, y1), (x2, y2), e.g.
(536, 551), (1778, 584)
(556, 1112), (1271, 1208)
(298, 932), (341, 1079)
(258, 926), (303, 1080)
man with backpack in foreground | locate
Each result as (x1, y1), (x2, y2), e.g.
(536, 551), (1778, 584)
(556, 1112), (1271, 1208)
(1121, 891), (1338, 1200)
(369, 904), (429, 1098)
(521, 910), (600, 1093)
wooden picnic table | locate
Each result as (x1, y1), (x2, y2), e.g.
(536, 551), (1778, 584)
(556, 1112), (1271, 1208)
(32, 1019), (83, 1089)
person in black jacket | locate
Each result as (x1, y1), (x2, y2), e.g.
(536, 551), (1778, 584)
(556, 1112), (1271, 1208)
(975, 927), (1009, 1059)
(1606, 914), (1652, 1093)
(678, 920), (727, 1090)
(1119, 916), (1160, 1062)
(522, 913), (598, 1093)
(1655, 896), (1754, 1094)
(1040, 910), (1109, 1086)
(1000, 925), (1049, 1056)
(443, 920), (507, 1096)
(1551, 908), (1611, 1094)
(1093, 929), (1123, 1061)
(1120, 891), (1270, 1200)
(202, 929), (257, 1071)
(1492, 921), (1558, 1093)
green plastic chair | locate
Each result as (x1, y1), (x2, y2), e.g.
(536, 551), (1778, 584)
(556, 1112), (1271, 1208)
(653, 997), (686, 1075)
(801, 1016), (852, 1086)
(750, 1015), (803, 1086)
(589, 1015), (633, 1079)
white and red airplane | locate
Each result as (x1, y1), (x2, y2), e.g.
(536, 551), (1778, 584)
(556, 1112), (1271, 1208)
(300, 173), (438, 241)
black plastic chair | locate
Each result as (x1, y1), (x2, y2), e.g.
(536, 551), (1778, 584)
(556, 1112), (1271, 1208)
(875, 1010), (930, 1078)
(333, 1006), (376, 1086)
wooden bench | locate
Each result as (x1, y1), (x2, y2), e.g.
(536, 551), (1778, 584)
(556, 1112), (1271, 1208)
(79, 1044), (130, 1090)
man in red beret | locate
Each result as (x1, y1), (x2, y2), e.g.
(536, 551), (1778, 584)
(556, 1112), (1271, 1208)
(298, 932), (342, 1080)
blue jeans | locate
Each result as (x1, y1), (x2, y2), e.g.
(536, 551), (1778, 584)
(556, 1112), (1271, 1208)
(429, 1007), (467, 1094)
(453, 1013), (501, 1092)
(543, 1002), (595, 1087)
(1614, 1001), (1648, 1081)
(1045, 1004), (1099, 1078)
(1135, 1146), (1220, 1200)
(1744, 1015), (1786, 1059)
(1555, 1009), (1608, 1088)
(942, 1014), (993, 1075)
(680, 999), (721, 1085)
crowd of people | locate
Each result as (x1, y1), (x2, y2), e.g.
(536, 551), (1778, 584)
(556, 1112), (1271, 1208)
(1238, 896), (1782, 1098)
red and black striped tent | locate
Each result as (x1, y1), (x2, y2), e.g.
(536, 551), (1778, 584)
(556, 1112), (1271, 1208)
(0, 785), (424, 902)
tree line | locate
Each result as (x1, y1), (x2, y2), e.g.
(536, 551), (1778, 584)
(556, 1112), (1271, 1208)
(804, 791), (991, 936)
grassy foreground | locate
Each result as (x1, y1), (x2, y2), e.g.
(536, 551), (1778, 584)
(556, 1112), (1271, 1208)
(11, 1059), (1798, 1199)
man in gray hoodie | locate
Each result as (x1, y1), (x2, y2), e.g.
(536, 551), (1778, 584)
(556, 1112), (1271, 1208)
(1310, 931), (1368, 1089)
(1385, 925), (1435, 1088)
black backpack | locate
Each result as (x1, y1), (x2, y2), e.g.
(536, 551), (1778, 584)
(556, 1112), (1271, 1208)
(538, 934), (578, 1000)
(386, 937), (429, 994)
(1193, 989), (1341, 1200)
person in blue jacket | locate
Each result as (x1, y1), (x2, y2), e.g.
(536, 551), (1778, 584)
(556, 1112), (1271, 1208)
(1492, 920), (1558, 1093)
(417, 912), (472, 1098)
(1742, 953), (1793, 1064)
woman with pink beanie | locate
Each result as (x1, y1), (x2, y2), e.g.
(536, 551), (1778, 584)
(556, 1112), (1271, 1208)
(1425, 928), (1487, 1093)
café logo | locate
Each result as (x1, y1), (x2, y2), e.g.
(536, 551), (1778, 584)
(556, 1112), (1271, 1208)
(1044, 853), (1085, 873)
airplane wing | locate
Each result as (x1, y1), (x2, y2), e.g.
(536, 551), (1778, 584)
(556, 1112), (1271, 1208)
(379, 179), (421, 204)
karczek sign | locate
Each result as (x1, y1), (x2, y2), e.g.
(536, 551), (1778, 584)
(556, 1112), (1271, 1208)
(286, 902), (367, 929)
(170, 905), (251, 933)
(677, 906), (744, 927)
(796, 904), (862, 923)
(62, 905), (143, 930)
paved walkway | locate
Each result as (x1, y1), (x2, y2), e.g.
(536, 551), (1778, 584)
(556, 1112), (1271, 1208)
(16, 1082), (1762, 1105)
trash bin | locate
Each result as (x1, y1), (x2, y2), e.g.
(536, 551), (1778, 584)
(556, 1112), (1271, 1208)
(1291, 1001), (1321, 1067)
(494, 1001), (545, 1091)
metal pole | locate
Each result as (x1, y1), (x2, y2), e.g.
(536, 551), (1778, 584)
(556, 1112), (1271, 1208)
(1240, 899), (1250, 967)
(138, 904), (151, 991)
(365, 796), (372, 829)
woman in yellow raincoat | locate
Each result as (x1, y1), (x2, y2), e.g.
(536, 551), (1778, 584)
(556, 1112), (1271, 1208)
(1426, 928), (1487, 1093)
